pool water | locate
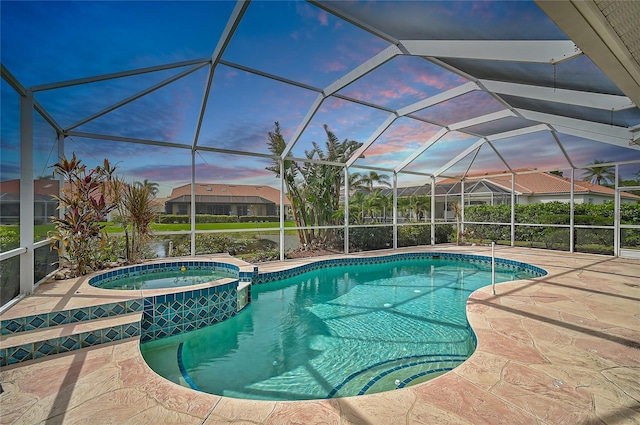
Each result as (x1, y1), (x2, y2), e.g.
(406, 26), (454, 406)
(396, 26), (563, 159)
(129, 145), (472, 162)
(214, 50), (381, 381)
(97, 268), (237, 290)
(141, 258), (538, 400)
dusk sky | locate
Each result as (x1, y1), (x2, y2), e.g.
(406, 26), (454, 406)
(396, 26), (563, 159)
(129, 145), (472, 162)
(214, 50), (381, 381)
(2, 0), (639, 197)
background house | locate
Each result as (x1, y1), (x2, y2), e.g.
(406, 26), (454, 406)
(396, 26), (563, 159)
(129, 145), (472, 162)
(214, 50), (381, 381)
(386, 170), (640, 221)
(164, 183), (288, 217)
(0, 179), (59, 224)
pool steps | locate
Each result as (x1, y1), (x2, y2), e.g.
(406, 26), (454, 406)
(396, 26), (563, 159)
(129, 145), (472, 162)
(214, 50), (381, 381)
(1, 307), (142, 367)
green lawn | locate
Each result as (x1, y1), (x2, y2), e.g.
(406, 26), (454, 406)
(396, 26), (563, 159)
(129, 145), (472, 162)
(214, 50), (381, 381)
(104, 221), (296, 234)
(0, 221), (298, 251)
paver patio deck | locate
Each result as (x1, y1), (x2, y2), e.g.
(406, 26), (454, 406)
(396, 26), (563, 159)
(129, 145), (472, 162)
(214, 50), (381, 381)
(1, 246), (639, 424)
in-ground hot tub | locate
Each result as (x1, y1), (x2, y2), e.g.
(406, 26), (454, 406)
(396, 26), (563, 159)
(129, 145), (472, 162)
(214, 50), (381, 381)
(88, 259), (256, 342)
(88, 260), (242, 290)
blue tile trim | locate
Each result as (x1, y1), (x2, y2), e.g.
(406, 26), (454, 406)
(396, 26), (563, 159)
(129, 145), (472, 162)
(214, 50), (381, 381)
(88, 260), (250, 288)
(177, 342), (201, 391)
(358, 360), (462, 395)
(140, 280), (239, 342)
(1, 300), (143, 336)
(0, 321), (140, 367)
(396, 367), (457, 389)
(254, 252), (547, 284)
(327, 353), (468, 398)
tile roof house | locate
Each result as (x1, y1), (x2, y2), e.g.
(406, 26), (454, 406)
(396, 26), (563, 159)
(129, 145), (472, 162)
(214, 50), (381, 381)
(437, 169), (640, 206)
(0, 179), (60, 224)
(164, 183), (289, 217)
(382, 170), (639, 221)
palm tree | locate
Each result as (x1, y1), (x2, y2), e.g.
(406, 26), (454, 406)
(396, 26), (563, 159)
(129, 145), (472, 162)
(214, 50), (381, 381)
(303, 125), (362, 243)
(582, 160), (615, 186)
(412, 195), (430, 221)
(137, 179), (159, 197)
(364, 190), (388, 223)
(266, 122), (310, 245)
(265, 122), (362, 247)
(348, 171), (391, 192)
(452, 201), (463, 245)
(360, 171), (391, 191)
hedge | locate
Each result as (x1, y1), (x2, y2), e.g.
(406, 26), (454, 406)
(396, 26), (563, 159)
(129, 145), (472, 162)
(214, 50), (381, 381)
(464, 201), (640, 251)
(158, 214), (280, 224)
(238, 216), (279, 222)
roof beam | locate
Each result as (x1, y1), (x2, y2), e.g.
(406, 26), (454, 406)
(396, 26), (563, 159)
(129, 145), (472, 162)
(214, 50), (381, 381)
(486, 141), (514, 172)
(66, 62), (208, 132)
(400, 40), (581, 64)
(280, 94), (324, 160)
(29, 59), (210, 92)
(219, 60), (321, 93)
(549, 129), (576, 169)
(433, 138), (487, 178)
(397, 82), (478, 116)
(66, 131), (191, 150)
(281, 44), (404, 160)
(192, 0), (249, 150)
(2, 65), (65, 133)
(516, 108), (638, 149)
(461, 146), (481, 180)
(395, 127), (449, 173)
(324, 44), (402, 96)
(346, 113), (398, 167)
(309, 0), (399, 45)
(449, 109), (515, 131)
(485, 123), (549, 141)
(480, 80), (635, 111)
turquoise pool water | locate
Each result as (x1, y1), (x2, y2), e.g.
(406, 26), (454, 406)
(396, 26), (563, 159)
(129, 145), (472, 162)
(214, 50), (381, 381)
(141, 257), (539, 400)
(96, 268), (237, 290)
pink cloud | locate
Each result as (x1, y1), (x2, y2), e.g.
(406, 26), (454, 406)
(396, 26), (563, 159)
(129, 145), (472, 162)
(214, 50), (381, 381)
(412, 73), (452, 91)
(295, 3), (330, 28)
(223, 68), (238, 81)
(323, 60), (348, 73)
(362, 121), (441, 158)
(357, 80), (425, 107)
(317, 10), (329, 26)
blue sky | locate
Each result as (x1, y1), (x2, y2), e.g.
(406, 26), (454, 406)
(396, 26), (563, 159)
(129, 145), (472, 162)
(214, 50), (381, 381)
(1, 0), (639, 197)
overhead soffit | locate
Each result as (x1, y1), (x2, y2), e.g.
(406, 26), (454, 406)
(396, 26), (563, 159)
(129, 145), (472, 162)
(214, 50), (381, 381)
(534, 0), (640, 106)
(595, 0), (640, 70)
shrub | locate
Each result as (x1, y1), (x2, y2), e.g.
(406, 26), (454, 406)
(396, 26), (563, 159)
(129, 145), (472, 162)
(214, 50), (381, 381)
(48, 154), (117, 276)
(349, 227), (392, 251)
(159, 214), (238, 224)
(398, 225), (430, 247)
(433, 224), (453, 244)
(238, 216), (279, 222)
(0, 226), (20, 251)
(465, 201), (640, 252)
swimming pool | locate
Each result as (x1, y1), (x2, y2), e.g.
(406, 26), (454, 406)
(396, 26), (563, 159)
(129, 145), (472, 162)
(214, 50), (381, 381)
(140, 255), (544, 400)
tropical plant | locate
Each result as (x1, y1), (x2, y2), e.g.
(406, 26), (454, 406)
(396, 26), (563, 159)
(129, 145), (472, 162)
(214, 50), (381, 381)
(136, 179), (159, 196)
(266, 122), (310, 245)
(48, 153), (117, 276)
(121, 183), (157, 262)
(363, 189), (388, 222)
(266, 122), (362, 248)
(582, 160), (615, 185)
(451, 201), (463, 245)
(350, 171), (391, 192)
